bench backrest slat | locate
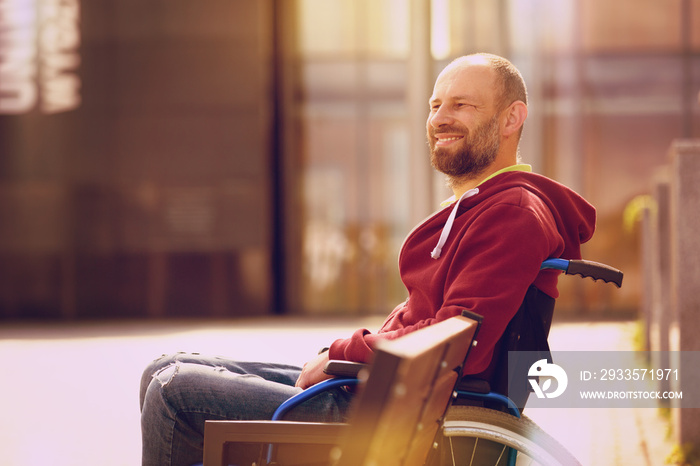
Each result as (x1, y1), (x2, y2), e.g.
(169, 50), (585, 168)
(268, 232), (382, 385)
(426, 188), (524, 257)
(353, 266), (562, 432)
(334, 315), (478, 466)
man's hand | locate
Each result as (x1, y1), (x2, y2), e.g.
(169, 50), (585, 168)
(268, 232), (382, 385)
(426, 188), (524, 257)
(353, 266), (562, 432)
(295, 350), (332, 389)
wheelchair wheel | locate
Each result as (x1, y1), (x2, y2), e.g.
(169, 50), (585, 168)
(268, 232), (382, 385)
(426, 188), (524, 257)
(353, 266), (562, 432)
(439, 406), (581, 466)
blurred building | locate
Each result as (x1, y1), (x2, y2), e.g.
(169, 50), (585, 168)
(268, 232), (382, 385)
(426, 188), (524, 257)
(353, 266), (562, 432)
(0, 0), (698, 319)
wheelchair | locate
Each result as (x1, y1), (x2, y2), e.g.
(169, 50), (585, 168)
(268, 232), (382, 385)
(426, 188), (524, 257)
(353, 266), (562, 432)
(201, 259), (623, 466)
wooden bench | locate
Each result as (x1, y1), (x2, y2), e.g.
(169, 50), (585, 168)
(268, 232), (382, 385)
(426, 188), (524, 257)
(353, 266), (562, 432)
(202, 314), (480, 466)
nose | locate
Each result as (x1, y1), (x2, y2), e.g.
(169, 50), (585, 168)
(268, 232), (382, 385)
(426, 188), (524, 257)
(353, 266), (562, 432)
(427, 106), (453, 129)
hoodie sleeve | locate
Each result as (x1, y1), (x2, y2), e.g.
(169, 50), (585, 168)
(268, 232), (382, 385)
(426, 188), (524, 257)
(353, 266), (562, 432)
(329, 190), (568, 370)
(327, 300), (408, 364)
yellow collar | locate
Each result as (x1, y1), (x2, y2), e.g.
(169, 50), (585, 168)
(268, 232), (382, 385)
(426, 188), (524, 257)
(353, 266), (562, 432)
(478, 164), (532, 185)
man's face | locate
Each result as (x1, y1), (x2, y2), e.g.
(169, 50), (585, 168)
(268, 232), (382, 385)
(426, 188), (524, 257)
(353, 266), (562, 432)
(426, 63), (502, 181)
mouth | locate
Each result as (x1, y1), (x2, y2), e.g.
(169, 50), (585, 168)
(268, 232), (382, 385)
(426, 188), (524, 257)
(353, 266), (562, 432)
(433, 134), (464, 146)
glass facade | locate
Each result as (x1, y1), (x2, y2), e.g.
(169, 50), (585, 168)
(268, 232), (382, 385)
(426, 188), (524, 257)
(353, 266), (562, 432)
(285, 0), (416, 314)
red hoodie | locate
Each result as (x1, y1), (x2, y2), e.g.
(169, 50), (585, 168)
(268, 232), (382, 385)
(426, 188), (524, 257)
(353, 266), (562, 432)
(328, 171), (596, 374)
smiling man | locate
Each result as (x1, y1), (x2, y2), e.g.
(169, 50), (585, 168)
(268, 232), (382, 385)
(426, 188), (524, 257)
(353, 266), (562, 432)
(139, 53), (596, 466)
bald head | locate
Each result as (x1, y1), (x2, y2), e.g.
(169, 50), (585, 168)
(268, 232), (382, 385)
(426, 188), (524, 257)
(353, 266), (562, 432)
(443, 54), (528, 112)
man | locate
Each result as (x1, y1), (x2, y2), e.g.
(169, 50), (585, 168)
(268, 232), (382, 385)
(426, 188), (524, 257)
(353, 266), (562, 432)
(140, 53), (595, 465)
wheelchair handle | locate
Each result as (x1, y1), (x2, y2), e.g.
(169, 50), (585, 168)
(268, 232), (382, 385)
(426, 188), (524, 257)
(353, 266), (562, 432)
(541, 258), (623, 288)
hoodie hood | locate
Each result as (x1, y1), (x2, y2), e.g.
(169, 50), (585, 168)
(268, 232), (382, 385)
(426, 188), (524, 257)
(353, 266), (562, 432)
(431, 171), (595, 262)
(489, 171), (596, 259)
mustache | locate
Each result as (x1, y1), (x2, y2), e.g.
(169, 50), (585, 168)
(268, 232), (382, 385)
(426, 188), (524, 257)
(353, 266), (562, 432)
(428, 125), (469, 138)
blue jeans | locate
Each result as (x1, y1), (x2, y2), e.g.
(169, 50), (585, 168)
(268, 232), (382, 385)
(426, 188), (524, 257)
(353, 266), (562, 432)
(139, 352), (353, 466)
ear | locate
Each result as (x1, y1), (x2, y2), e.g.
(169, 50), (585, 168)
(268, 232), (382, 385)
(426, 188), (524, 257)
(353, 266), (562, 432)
(501, 101), (528, 137)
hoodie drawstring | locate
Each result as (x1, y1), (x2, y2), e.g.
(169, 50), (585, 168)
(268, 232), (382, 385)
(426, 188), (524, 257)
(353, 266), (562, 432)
(430, 188), (479, 259)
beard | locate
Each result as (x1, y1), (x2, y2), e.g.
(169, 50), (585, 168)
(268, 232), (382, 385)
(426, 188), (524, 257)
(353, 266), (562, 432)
(428, 115), (501, 184)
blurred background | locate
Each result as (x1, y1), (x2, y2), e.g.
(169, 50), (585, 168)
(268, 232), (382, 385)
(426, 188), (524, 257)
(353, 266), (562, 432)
(1, 0), (699, 322)
(3, 2), (699, 465)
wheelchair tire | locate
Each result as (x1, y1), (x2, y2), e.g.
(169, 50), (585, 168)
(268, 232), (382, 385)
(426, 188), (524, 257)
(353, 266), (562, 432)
(440, 406), (581, 466)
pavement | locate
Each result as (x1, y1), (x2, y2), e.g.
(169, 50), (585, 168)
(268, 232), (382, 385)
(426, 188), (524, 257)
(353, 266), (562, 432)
(0, 316), (677, 466)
